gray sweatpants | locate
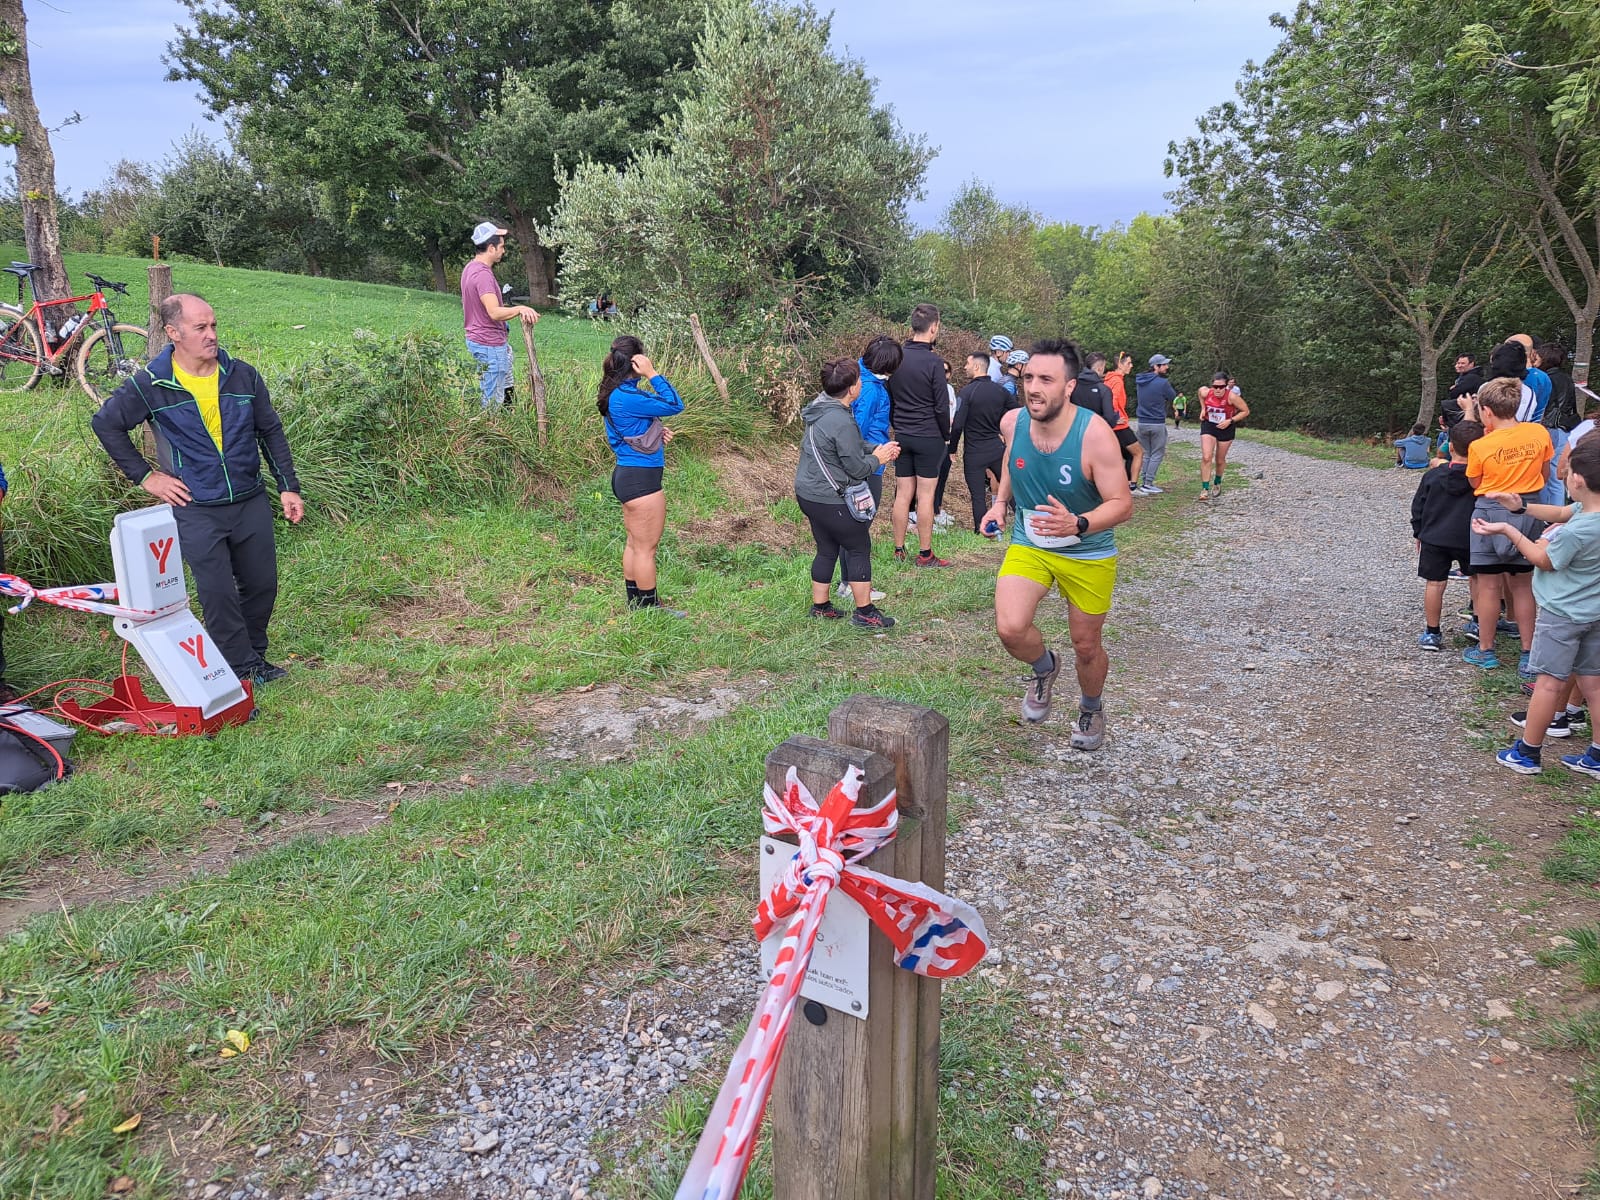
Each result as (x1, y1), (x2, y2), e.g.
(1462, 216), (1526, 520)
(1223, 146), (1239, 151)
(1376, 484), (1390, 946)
(1136, 421), (1169, 487)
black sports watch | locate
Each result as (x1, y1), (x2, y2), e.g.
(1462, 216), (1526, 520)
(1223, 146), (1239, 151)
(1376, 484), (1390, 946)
(1075, 514), (1090, 537)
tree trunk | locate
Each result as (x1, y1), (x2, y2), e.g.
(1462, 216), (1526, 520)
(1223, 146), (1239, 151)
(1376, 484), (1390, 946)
(424, 235), (448, 293)
(0, 0), (70, 303)
(1575, 308), (1595, 391)
(1415, 343), (1440, 431)
(504, 199), (551, 305)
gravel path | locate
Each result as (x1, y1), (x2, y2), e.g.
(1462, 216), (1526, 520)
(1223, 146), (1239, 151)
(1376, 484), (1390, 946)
(218, 431), (1595, 1200)
(958, 429), (1596, 1198)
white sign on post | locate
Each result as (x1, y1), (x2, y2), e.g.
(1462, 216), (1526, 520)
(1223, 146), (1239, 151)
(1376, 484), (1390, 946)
(758, 835), (871, 1018)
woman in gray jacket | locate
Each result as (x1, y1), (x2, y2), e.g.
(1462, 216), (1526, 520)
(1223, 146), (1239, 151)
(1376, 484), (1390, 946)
(796, 359), (900, 627)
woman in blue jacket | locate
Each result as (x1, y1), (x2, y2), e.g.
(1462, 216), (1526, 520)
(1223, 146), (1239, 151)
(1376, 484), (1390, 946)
(598, 335), (684, 610)
(833, 335), (900, 600)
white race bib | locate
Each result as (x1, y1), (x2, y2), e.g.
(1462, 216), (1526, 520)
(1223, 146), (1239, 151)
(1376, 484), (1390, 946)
(1024, 508), (1081, 549)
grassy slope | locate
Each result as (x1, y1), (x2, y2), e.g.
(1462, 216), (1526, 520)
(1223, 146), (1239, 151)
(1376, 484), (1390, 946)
(0, 249), (1213, 1199)
(1235, 426), (1397, 468)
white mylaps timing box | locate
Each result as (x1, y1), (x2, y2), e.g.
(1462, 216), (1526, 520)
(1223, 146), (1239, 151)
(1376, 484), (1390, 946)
(115, 612), (248, 719)
(110, 505), (189, 616)
(758, 835), (871, 1019)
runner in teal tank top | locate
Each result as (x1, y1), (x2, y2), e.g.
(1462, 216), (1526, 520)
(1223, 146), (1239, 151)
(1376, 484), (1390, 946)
(978, 339), (1135, 751)
(1009, 406), (1117, 560)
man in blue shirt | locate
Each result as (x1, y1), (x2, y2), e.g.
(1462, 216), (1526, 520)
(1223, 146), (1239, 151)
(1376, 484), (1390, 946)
(1133, 354), (1178, 494)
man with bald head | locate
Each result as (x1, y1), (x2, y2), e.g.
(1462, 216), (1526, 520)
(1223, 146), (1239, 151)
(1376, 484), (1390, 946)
(93, 293), (304, 686)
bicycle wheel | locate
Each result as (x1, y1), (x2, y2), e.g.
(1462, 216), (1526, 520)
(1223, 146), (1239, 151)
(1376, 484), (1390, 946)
(75, 323), (149, 404)
(0, 313), (43, 394)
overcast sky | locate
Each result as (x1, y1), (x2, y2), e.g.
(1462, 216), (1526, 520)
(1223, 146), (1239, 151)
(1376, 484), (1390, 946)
(19, 0), (1286, 230)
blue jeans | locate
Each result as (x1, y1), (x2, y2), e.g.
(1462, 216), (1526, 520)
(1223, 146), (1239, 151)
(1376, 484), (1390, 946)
(465, 339), (512, 408)
(1539, 427), (1570, 507)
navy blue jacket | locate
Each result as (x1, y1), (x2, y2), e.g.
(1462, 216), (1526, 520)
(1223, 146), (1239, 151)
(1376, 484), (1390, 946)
(1134, 370), (1178, 423)
(93, 346), (300, 506)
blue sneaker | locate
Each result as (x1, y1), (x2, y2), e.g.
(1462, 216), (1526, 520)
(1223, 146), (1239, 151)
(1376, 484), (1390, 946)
(1463, 646), (1500, 670)
(1498, 618), (1521, 637)
(1560, 751), (1600, 779)
(1417, 631), (1444, 652)
(1496, 741), (1543, 774)
(1518, 651), (1535, 679)
(1462, 619), (1480, 638)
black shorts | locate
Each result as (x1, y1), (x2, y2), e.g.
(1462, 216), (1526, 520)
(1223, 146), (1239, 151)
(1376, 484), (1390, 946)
(1114, 426), (1138, 453)
(895, 434), (949, 480)
(1417, 543), (1469, 583)
(611, 465), (663, 503)
(1199, 421), (1236, 442)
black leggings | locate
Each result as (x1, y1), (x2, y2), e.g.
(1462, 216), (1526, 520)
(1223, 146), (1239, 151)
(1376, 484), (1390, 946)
(931, 452), (954, 514)
(834, 475), (882, 583)
(801, 494), (873, 585)
(963, 444), (1002, 531)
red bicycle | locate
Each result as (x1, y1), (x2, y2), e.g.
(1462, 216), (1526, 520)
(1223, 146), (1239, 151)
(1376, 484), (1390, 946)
(0, 262), (149, 403)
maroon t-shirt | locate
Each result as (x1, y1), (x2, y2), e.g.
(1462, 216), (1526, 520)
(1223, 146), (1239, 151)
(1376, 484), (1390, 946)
(460, 259), (506, 346)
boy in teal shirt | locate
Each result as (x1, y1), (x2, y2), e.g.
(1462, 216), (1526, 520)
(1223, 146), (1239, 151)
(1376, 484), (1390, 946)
(1475, 436), (1600, 774)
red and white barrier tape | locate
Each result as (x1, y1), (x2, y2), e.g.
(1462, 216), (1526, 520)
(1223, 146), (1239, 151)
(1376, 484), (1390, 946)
(0, 573), (170, 620)
(675, 765), (989, 1200)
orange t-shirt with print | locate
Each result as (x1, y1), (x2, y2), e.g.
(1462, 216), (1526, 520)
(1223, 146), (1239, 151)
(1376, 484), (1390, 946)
(1466, 420), (1552, 496)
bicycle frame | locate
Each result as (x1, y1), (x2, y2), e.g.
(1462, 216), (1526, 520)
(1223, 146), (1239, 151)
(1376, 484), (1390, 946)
(0, 288), (114, 373)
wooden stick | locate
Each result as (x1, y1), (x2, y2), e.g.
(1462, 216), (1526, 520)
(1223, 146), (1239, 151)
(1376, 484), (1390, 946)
(688, 312), (730, 404)
(519, 319), (548, 446)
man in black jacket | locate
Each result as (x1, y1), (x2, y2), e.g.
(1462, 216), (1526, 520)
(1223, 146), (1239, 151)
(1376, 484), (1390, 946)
(953, 352), (1019, 533)
(1443, 352), (1484, 427)
(887, 303), (953, 566)
(92, 294), (305, 686)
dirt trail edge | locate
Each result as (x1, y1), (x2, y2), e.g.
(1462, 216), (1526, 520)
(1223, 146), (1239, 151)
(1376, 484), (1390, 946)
(957, 428), (1595, 1198)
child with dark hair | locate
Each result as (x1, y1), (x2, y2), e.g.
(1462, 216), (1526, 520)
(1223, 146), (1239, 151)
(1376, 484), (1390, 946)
(1395, 422), (1431, 468)
(598, 335), (685, 612)
(1477, 436), (1600, 774)
(1411, 420), (1483, 651)
(832, 335), (901, 602)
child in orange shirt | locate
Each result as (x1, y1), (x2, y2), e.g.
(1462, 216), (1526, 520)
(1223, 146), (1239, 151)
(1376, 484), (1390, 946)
(1464, 377), (1555, 672)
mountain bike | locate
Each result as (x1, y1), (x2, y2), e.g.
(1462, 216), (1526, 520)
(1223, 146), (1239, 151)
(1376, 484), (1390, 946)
(0, 262), (150, 403)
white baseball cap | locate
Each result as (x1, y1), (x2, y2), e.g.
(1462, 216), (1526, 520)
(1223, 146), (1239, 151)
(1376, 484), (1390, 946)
(471, 220), (509, 245)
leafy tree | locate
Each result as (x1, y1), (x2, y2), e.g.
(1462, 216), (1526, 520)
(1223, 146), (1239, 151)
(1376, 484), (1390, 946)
(0, 0), (69, 301)
(550, 0), (929, 345)
(1170, 0), (1518, 427)
(169, 0), (702, 300)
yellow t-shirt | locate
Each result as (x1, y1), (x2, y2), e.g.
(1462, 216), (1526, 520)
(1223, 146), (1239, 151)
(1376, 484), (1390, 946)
(173, 362), (223, 452)
(1467, 421), (1553, 496)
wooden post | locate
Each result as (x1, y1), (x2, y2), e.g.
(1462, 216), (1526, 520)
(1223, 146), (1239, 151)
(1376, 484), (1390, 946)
(688, 311), (731, 404)
(518, 320), (548, 445)
(768, 696), (949, 1200)
(146, 263), (172, 359)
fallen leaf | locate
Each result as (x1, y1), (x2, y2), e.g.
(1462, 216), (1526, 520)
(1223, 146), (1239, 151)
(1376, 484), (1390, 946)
(28, 999), (51, 1015)
(218, 1029), (250, 1058)
(384, 781), (407, 793)
(111, 1113), (142, 1134)
(201, 798), (219, 811)
(109, 1176), (135, 1194)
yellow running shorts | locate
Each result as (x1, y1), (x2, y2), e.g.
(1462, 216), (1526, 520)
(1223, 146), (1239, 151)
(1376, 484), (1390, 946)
(998, 544), (1118, 615)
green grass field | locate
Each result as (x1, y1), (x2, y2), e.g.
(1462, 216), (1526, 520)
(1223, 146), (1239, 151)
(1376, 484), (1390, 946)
(0, 250), (1221, 1200)
(1235, 426), (1398, 468)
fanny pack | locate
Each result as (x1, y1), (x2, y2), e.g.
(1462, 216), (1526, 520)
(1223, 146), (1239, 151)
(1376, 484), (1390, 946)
(609, 415), (666, 455)
(807, 428), (876, 523)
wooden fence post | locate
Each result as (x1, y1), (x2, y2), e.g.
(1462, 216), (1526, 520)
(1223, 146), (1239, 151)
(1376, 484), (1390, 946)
(688, 312), (731, 404)
(518, 321), (548, 445)
(768, 695), (949, 1200)
(146, 263), (172, 359)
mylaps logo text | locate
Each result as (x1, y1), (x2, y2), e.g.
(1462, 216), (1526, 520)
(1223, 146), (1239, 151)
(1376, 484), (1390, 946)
(149, 538), (174, 573)
(180, 634), (208, 669)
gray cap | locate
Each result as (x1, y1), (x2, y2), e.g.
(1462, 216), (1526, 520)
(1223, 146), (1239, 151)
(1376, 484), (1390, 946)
(1148, 353), (1172, 366)
(471, 220), (508, 245)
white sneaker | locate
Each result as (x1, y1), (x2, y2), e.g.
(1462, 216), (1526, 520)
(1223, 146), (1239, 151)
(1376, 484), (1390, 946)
(1142, 484), (1165, 494)
(870, 588), (886, 602)
(838, 583), (887, 602)
(933, 510), (954, 529)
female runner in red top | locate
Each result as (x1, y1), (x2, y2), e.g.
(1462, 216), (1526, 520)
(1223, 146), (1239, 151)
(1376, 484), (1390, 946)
(1197, 371), (1250, 500)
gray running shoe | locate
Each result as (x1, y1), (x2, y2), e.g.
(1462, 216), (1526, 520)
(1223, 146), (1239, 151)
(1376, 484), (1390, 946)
(1021, 652), (1060, 723)
(1070, 707), (1106, 751)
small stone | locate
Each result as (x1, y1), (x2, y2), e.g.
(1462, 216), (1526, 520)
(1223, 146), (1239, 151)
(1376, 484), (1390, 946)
(334, 1139), (352, 1157)
(203, 1188), (222, 1199)
(1314, 981), (1346, 1002)
(1247, 1003), (1279, 1031)
(1143, 1179), (1163, 1199)
(1486, 1000), (1514, 1021)
(1345, 955), (1390, 973)
(253, 1145), (271, 1159)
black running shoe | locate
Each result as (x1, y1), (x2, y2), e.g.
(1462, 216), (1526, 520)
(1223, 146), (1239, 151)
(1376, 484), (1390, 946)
(851, 605), (896, 629)
(810, 602), (845, 620)
(1511, 710), (1572, 738)
(243, 659), (288, 684)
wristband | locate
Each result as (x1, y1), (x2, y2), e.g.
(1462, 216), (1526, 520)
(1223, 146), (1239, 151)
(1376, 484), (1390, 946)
(1515, 499), (1527, 514)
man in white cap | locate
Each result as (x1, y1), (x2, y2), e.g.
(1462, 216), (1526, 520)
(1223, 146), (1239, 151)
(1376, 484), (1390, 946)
(1133, 353), (1178, 494)
(987, 336), (1013, 383)
(462, 220), (540, 409)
